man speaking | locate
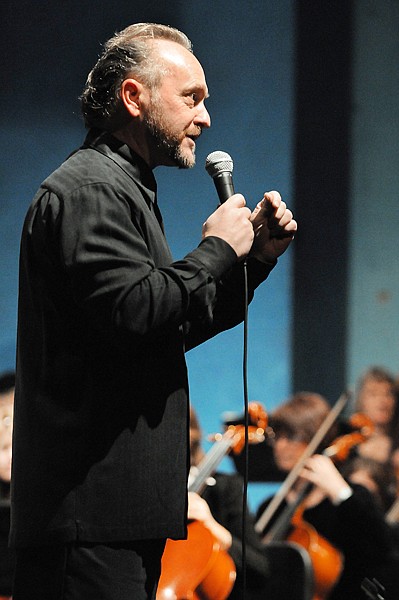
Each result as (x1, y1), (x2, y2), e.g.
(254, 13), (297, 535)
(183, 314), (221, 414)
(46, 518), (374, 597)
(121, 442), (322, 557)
(11, 22), (296, 600)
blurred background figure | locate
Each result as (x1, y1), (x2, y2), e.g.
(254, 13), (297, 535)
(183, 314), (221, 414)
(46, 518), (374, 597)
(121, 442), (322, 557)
(341, 455), (397, 514)
(255, 391), (396, 600)
(0, 372), (15, 599)
(186, 406), (269, 599)
(354, 366), (398, 465)
(0, 371), (14, 502)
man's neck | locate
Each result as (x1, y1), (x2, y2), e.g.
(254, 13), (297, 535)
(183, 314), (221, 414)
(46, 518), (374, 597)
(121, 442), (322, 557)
(113, 127), (153, 168)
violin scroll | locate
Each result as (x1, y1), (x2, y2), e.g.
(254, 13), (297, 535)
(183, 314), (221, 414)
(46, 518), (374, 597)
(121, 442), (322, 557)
(323, 412), (374, 463)
(209, 401), (269, 455)
(248, 401), (268, 431)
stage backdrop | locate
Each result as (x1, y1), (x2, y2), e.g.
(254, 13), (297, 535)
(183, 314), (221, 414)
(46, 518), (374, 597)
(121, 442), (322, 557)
(2, 1), (397, 512)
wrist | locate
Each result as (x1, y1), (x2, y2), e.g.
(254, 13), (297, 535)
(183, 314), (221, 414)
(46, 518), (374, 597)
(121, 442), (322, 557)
(248, 251), (277, 266)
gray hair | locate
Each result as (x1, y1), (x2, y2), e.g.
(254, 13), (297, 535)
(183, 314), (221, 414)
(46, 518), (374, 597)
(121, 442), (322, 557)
(80, 23), (192, 131)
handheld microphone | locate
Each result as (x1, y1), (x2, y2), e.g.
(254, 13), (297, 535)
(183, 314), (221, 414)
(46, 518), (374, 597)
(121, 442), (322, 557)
(205, 151), (235, 203)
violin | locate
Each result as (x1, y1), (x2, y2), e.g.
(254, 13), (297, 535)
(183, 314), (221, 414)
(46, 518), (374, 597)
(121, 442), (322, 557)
(256, 391), (374, 600)
(156, 402), (267, 600)
(323, 412), (374, 463)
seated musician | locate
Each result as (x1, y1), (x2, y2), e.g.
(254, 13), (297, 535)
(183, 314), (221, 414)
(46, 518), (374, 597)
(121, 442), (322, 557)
(341, 455), (397, 513)
(188, 407), (270, 599)
(353, 366), (398, 465)
(255, 392), (396, 600)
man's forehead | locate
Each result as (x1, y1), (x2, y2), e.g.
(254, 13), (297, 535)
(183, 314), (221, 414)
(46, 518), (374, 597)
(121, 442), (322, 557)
(151, 38), (192, 60)
(152, 39), (205, 77)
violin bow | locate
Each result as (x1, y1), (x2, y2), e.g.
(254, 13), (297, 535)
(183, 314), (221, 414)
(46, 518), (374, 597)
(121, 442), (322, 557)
(254, 390), (352, 535)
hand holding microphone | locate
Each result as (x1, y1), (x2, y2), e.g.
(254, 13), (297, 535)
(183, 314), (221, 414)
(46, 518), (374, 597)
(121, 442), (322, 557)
(202, 195), (254, 260)
(204, 151), (297, 263)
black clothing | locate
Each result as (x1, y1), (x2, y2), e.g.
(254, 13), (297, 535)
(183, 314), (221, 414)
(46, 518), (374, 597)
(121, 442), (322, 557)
(256, 484), (395, 600)
(13, 539), (165, 600)
(202, 473), (269, 598)
(0, 500), (13, 597)
(11, 129), (275, 548)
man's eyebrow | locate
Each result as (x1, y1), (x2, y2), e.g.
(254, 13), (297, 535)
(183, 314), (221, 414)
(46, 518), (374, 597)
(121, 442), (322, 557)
(185, 83), (209, 98)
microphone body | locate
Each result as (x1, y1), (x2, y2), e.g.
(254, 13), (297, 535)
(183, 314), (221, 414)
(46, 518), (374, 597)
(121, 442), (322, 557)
(213, 172), (235, 204)
(205, 151), (235, 203)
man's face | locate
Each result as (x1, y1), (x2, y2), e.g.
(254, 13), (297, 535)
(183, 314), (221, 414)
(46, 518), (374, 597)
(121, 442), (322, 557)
(143, 41), (211, 168)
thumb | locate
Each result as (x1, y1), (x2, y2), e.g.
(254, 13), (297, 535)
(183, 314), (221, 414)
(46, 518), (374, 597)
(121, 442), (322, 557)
(222, 193), (246, 208)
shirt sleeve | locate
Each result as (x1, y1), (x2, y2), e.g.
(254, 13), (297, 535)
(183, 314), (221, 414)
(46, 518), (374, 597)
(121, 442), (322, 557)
(332, 484), (394, 562)
(29, 183), (273, 348)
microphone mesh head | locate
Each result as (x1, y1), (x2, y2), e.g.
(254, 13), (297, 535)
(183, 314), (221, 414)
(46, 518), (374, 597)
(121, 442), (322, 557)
(205, 151), (233, 178)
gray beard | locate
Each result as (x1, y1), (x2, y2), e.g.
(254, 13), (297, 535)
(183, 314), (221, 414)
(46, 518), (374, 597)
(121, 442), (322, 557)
(144, 111), (195, 169)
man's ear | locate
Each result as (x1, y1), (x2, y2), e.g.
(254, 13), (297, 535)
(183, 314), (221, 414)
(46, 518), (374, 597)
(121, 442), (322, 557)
(120, 78), (144, 118)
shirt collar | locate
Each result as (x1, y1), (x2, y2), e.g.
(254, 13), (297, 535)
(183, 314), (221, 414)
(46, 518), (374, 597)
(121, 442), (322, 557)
(82, 128), (158, 202)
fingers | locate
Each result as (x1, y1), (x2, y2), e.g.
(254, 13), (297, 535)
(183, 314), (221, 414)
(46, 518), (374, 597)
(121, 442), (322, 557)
(263, 190), (282, 209)
(261, 191), (297, 236)
(304, 454), (332, 471)
(203, 193), (254, 259)
(264, 192), (288, 220)
(187, 492), (211, 521)
(301, 455), (348, 496)
(223, 193), (248, 209)
(301, 455), (329, 482)
(248, 189), (297, 262)
(228, 193), (246, 205)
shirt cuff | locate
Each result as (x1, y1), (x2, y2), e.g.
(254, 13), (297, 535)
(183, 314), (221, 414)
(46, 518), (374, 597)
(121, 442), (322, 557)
(332, 486), (353, 506)
(188, 236), (238, 281)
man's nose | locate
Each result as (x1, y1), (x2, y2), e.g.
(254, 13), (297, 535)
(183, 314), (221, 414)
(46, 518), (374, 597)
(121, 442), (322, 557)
(195, 104), (211, 128)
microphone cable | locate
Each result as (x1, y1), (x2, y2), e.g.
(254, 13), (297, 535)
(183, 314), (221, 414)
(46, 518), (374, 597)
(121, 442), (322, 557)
(204, 150), (256, 598)
(241, 257), (249, 600)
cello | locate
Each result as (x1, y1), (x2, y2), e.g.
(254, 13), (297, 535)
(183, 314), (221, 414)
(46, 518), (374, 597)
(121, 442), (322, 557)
(156, 402), (267, 600)
(255, 392), (374, 600)
(286, 413), (374, 600)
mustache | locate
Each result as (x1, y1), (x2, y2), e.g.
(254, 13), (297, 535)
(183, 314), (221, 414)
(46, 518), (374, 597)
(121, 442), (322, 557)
(187, 126), (202, 140)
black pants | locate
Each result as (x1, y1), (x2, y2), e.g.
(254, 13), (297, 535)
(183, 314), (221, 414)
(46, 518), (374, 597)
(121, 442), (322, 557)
(13, 539), (166, 600)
